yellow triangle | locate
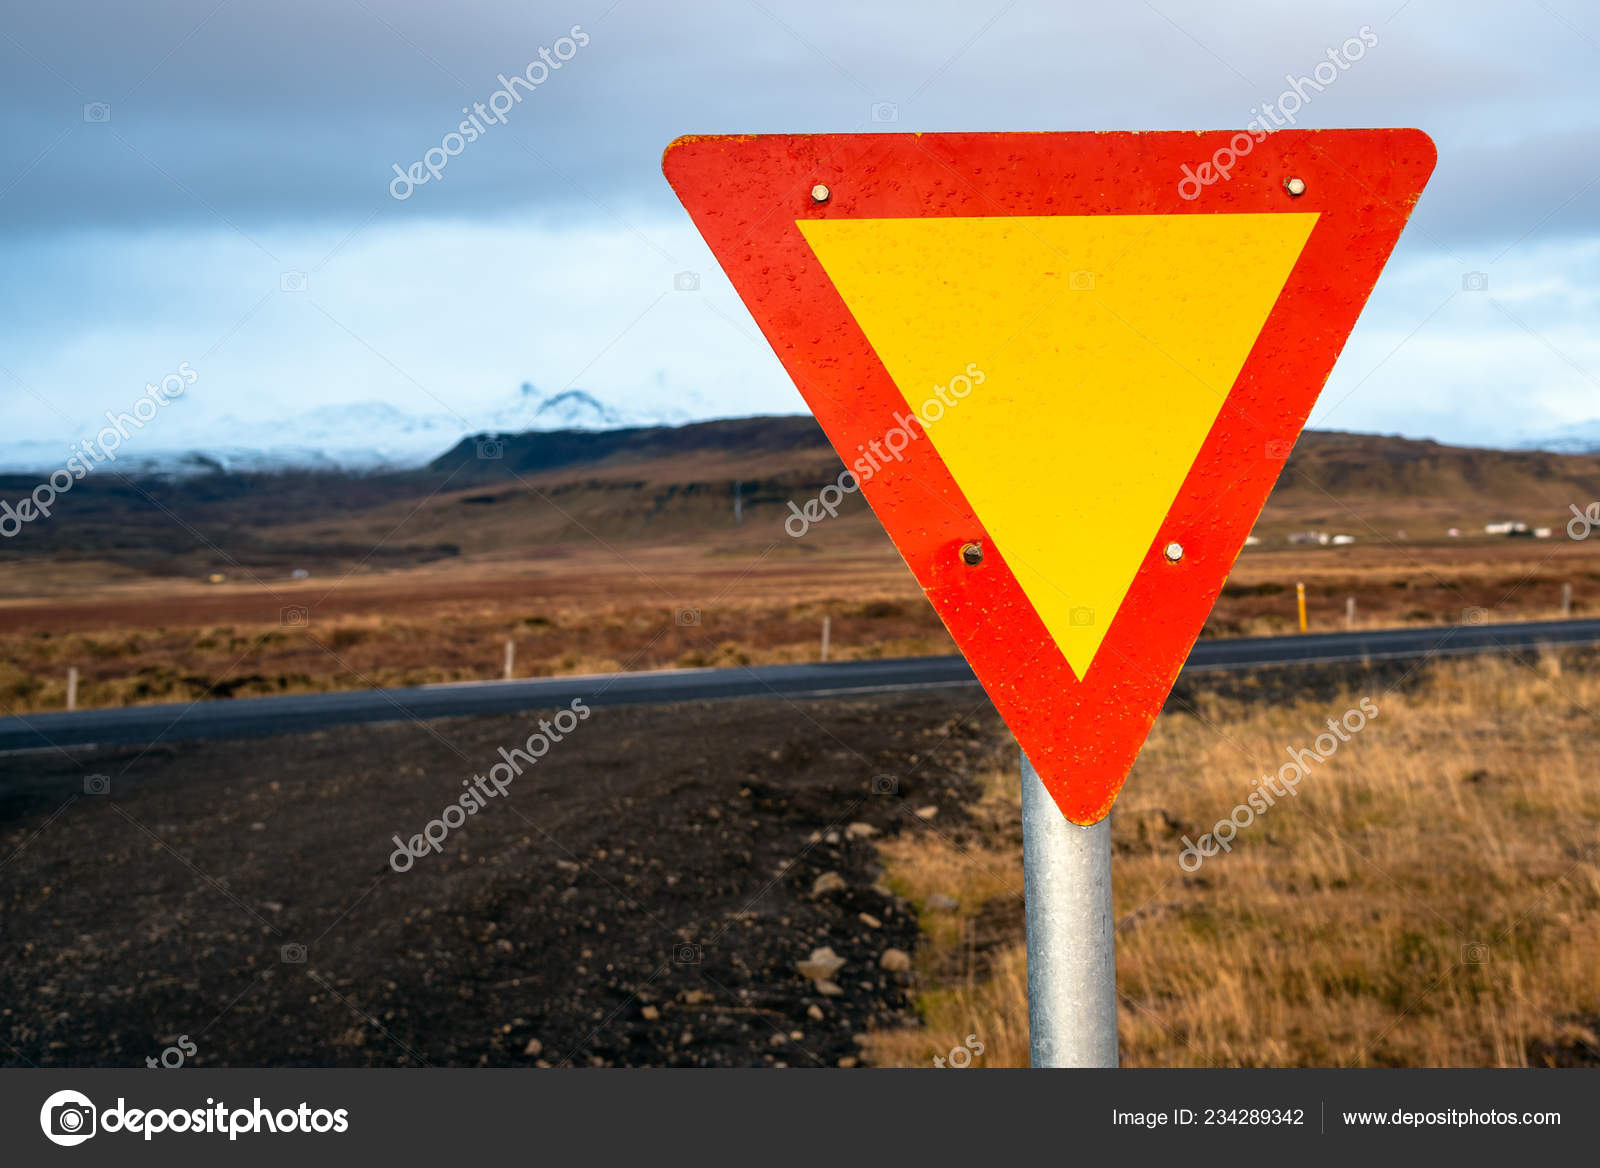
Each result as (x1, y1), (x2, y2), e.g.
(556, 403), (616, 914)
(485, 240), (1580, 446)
(798, 212), (1318, 678)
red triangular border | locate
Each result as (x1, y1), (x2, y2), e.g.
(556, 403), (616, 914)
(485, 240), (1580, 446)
(665, 130), (1435, 823)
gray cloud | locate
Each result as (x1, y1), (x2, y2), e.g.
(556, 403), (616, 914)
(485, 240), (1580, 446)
(1, 0), (1597, 248)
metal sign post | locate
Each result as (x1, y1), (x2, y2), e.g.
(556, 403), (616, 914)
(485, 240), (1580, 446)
(1021, 751), (1118, 1067)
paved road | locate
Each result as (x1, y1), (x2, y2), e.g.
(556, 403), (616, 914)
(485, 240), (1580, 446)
(3, 618), (1596, 754)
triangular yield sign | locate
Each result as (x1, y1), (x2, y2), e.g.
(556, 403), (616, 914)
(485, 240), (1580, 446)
(664, 130), (1435, 824)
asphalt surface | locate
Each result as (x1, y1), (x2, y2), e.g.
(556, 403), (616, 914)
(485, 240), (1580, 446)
(3, 617), (1597, 754)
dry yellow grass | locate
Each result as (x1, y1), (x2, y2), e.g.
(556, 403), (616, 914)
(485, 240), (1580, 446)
(869, 652), (1600, 1068)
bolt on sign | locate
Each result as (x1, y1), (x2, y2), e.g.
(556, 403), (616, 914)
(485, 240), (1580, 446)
(664, 130), (1435, 825)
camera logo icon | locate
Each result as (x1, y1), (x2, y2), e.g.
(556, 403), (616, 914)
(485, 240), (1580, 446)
(870, 102), (899, 123)
(1462, 606), (1488, 626)
(673, 271), (700, 292)
(1264, 438), (1293, 460)
(475, 437), (504, 460)
(1069, 606), (1096, 627)
(40, 1089), (97, 1146)
(280, 605), (309, 627)
(83, 102), (111, 123)
(279, 270), (308, 293)
(871, 774), (899, 796)
(1461, 271), (1488, 292)
(1069, 270), (1096, 291)
(673, 942), (702, 965)
(675, 607), (701, 626)
(1461, 941), (1490, 964)
(281, 942), (307, 964)
(83, 773), (111, 795)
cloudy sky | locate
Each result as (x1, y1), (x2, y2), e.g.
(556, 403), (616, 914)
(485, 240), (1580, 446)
(1, 0), (1597, 457)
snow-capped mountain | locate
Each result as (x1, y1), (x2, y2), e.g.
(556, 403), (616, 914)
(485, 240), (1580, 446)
(485, 384), (634, 432)
(1517, 418), (1600, 454)
(0, 384), (688, 477)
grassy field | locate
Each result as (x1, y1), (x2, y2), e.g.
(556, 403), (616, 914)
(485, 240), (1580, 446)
(0, 536), (1594, 715)
(867, 652), (1600, 1068)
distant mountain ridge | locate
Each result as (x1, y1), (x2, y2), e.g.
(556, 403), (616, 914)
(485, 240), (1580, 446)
(429, 414), (832, 476)
(3, 419), (1598, 578)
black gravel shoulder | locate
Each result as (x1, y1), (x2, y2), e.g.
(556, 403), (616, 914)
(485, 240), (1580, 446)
(0, 690), (1006, 1068)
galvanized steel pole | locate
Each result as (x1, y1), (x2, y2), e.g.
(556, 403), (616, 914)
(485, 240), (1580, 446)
(1021, 751), (1118, 1067)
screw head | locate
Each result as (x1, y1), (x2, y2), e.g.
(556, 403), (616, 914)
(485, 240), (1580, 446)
(960, 542), (983, 567)
(1164, 541), (1184, 563)
(810, 183), (831, 203)
(1284, 176), (1306, 197)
